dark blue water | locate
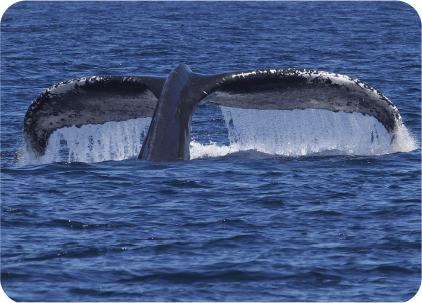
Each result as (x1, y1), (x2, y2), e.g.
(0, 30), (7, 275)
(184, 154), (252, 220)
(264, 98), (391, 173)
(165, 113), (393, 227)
(1, 1), (421, 301)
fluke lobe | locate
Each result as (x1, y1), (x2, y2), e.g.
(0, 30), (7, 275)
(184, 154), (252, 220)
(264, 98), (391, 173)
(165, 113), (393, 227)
(24, 64), (402, 161)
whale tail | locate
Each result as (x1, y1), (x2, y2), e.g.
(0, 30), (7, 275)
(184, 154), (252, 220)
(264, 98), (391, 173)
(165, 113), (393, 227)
(24, 76), (166, 156)
(24, 64), (402, 161)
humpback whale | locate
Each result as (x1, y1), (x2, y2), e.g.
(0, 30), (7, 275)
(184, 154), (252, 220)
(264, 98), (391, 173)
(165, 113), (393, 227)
(24, 64), (402, 161)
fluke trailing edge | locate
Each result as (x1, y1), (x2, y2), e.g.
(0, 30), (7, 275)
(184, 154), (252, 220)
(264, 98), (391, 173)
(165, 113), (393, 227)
(24, 64), (402, 161)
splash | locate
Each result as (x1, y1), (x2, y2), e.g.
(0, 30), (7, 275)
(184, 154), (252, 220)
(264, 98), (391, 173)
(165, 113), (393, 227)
(390, 122), (419, 153)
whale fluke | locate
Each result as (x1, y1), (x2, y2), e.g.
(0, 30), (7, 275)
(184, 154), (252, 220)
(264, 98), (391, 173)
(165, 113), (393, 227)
(24, 64), (402, 161)
(24, 76), (166, 156)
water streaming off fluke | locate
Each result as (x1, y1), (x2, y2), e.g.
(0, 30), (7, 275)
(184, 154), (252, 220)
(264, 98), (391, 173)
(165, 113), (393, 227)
(23, 108), (417, 164)
(195, 107), (418, 159)
(23, 118), (151, 165)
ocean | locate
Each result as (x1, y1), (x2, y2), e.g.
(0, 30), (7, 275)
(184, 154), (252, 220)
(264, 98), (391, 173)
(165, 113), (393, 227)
(1, 1), (421, 301)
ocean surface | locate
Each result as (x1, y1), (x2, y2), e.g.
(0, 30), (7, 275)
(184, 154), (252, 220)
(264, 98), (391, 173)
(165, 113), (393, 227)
(1, 1), (421, 302)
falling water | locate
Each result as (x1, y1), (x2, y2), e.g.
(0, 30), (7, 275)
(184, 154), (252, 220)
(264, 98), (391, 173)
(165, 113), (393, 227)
(22, 108), (418, 164)
(23, 118), (152, 164)
(190, 107), (418, 159)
